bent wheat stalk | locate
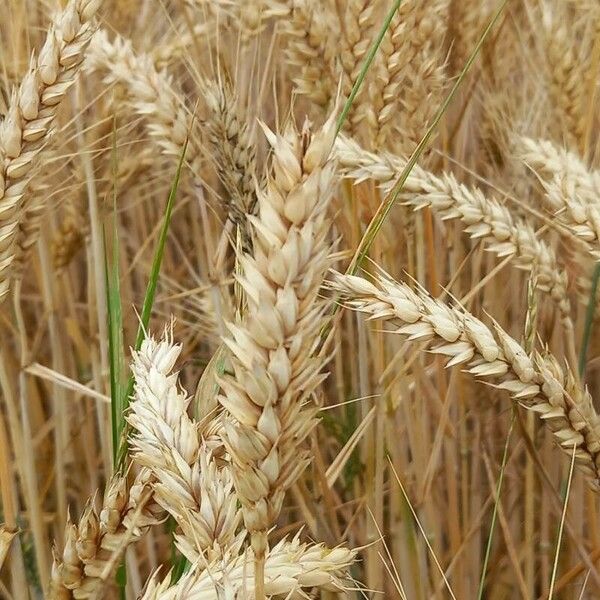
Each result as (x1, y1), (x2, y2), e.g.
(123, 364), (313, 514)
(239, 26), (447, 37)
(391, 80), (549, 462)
(329, 270), (600, 490)
(217, 111), (338, 598)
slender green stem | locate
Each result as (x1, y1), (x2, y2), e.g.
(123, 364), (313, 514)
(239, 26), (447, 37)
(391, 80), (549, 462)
(116, 137), (189, 469)
(336, 0), (403, 135)
(347, 0), (510, 275)
(578, 263), (600, 377)
(477, 409), (516, 600)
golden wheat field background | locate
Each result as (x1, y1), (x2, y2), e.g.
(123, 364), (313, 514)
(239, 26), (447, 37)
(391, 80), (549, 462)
(2, 0), (600, 598)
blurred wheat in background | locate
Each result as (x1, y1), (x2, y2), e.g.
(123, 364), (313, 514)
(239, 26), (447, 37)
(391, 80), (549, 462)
(2, 0), (600, 598)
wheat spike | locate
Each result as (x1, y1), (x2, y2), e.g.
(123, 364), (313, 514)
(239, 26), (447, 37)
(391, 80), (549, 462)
(329, 270), (600, 490)
(203, 80), (257, 248)
(217, 111), (338, 594)
(140, 535), (355, 599)
(283, 0), (338, 109)
(544, 9), (587, 150)
(0, 0), (102, 303)
(87, 30), (197, 170)
(48, 470), (162, 599)
(128, 331), (242, 563)
(516, 135), (600, 190)
(365, 0), (449, 153)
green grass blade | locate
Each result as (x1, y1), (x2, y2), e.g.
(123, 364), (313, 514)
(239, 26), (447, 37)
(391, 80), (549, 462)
(103, 122), (127, 598)
(347, 0), (510, 275)
(104, 122), (125, 465)
(116, 137), (189, 469)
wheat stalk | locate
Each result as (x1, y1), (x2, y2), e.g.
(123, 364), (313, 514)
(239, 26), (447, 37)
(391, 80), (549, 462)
(140, 535), (355, 599)
(48, 470), (162, 600)
(0, 0), (102, 303)
(128, 330), (242, 563)
(217, 111), (338, 597)
(329, 270), (600, 490)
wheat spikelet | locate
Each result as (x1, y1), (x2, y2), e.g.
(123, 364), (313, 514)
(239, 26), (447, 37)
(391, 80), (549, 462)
(0, 0), (102, 303)
(329, 270), (600, 490)
(128, 331), (242, 563)
(49, 470), (162, 599)
(334, 135), (572, 321)
(283, 0), (338, 109)
(217, 111), (338, 593)
(140, 535), (355, 599)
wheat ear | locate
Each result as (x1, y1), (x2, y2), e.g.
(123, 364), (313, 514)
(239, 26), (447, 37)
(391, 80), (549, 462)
(48, 470), (162, 600)
(334, 135), (573, 323)
(515, 135), (600, 192)
(544, 10), (587, 150)
(140, 535), (355, 599)
(0, 0), (102, 303)
(87, 31), (197, 169)
(365, 0), (449, 153)
(128, 331), (242, 563)
(203, 80), (257, 248)
(283, 0), (338, 109)
(218, 111), (338, 597)
(329, 270), (600, 490)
